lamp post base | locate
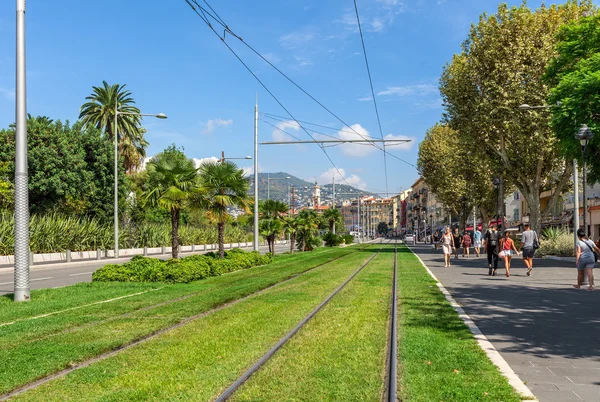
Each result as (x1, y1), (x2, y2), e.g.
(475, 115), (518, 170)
(14, 288), (30, 302)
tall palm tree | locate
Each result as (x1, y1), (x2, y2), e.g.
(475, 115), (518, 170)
(79, 81), (147, 172)
(282, 215), (299, 254)
(322, 208), (342, 233)
(296, 210), (320, 252)
(196, 161), (250, 259)
(144, 147), (199, 259)
(259, 200), (289, 254)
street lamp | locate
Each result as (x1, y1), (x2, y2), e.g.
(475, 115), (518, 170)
(493, 178), (501, 231)
(575, 124), (594, 235)
(267, 174), (291, 200)
(114, 102), (167, 258)
(219, 151), (252, 163)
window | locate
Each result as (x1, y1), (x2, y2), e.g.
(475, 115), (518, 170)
(513, 208), (519, 222)
(514, 192), (520, 201)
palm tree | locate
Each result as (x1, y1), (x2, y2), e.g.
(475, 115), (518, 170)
(296, 210), (320, 252)
(79, 81), (147, 172)
(259, 200), (289, 254)
(144, 146), (199, 259)
(282, 215), (299, 254)
(196, 161), (250, 259)
(322, 208), (342, 233)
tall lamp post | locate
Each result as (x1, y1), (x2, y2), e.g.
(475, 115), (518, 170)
(219, 151), (252, 163)
(113, 102), (167, 258)
(493, 178), (501, 231)
(575, 124), (594, 236)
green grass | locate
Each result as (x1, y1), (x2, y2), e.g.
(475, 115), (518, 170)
(0, 246), (363, 395)
(11, 247), (381, 401)
(397, 246), (522, 402)
(231, 244), (395, 401)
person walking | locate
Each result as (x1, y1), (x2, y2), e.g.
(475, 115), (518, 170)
(433, 232), (439, 251)
(473, 227), (482, 257)
(440, 227), (454, 268)
(574, 228), (599, 291)
(485, 224), (500, 276)
(452, 228), (462, 259)
(462, 230), (472, 257)
(499, 231), (519, 277)
(520, 223), (539, 277)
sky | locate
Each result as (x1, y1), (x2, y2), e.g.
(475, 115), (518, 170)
(0, 0), (567, 196)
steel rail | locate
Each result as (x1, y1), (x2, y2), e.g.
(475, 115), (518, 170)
(215, 241), (387, 402)
(386, 240), (399, 402)
(0, 248), (367, 401)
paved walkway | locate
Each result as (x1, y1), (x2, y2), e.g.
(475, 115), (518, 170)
(410, 244), (600, 402)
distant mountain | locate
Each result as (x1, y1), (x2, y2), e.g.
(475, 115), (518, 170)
(247, 172), (374, 207)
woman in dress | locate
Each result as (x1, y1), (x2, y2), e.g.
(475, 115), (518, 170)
(440, 227), (454, 267)
(574, 229), (599, 291)
(452, 228), (462, 259)
(499, 231), (519, 277)
(462, 230), (472, 257)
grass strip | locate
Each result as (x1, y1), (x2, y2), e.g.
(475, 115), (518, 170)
(10, 247), (380, 401)
(397, 245), (521, 402)
(0, 246), (362, 395)
(231, 243), (395, 401)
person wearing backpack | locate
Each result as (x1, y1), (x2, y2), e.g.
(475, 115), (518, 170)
(574, 228), (600, 291)
(520, 223), (539, 277)
(485, 224), (500, 276)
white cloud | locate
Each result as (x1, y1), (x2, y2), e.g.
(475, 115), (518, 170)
(357, 96), (373, 102)
(280, 30), (316, 49)
(0, 87), (15, 101)
(384, 134), (415, 151)
(319, 167), (367, 190)
(338, 124), (379, 157)
(414, 98), (443, 109)
(377, 84), (437, 97)
(272, 120), (301, 142)
(338, 1), (405, 33)
(201, 118), (233, 135)
(192, 157), (219, 168)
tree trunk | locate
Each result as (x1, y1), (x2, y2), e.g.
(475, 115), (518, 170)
(218, 222), (225, 259)
(479, 207), (490, 234)
(329, 221), (334, 233)
(171, 208), (180, 259)
(523, 190), (542, 236)
(290, 233), (295, 254)
(302, 235), (306, 252)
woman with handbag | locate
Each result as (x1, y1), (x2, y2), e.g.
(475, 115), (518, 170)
(440, 227), (454, 268)
(499, 231), (519, 277)
(574, 229), (600, 291)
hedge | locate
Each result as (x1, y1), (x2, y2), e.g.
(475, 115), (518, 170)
(92, 249), (273, 284)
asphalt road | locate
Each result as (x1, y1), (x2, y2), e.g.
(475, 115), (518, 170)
(0, 243), (291, 295)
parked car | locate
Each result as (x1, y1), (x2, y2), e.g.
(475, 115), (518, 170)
(404, 234), (415, 244)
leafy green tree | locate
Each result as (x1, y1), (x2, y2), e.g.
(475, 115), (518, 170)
(546, 14), (600, 181)
(0, 162), (13, 210)
(196, 161), (250, 259)
(259, 199), (288, 254)
(145, 146), (199, 259)
(79, 81), (148, 172)
(296, 209), (320, 252)
(282, 215), (299, 254)
(418, 124), (497, 231)
(322, 208), (342, 233)
(377, 222), (389, 235)
(0, 117), (127, 217)
(440, 1), (591, 233)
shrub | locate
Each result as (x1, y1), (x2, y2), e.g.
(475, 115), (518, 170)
(323, 232), (343, 247)
(92, 250), (273, 284)
(539, 232), (574, 257)
(342, 234), (355, 245)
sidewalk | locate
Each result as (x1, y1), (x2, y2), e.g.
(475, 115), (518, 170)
(409, 244), (600, 402)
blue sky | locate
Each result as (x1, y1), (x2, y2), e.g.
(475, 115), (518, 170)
(0, 0), (561, 195)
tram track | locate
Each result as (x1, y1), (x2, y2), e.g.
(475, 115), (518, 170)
(214, 240), (393, 402)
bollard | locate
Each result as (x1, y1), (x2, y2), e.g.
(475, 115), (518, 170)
(66, 249), (72, 263)
(192, 244), (196, 252)
(29, 251), (34, 266)
(97, 249), (102, 260)
(161, 246), (166, 255)
(143, 246), (148, 256)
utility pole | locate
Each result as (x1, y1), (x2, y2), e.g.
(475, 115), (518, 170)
(357, 197), (361, 243)
(574, 159), (580, 251)
(253, 97), (259, 251)
(291, 185), (295, 215)
(14, 0), (29, 302)
(332, 175), (336, 234)
(220, 151), (225, 163)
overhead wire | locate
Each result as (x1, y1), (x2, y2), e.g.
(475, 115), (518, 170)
(184, 0), (355, 187)
(353, 0), (389, 196)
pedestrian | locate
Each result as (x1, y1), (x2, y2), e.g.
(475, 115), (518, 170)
(485, 224), (500, 276)
(433, 232), (439, 251)
(473, 227), (482, 257)
(462, 230), (472, 257)
(452, 228), (462, 259)
(499, 231), (519, 277)
(574, 228), (599, 291)
(440, 227), (454, 267)
(520, 223), (539, 277)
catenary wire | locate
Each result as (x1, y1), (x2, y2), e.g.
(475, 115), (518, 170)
(183, 0), (355, 187)
(353, 0), (389, 196)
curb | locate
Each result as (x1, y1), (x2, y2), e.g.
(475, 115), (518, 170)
(543, 255), (576, 262)
(406, 245), (538, 402)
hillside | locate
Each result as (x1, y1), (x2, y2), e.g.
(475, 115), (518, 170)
(247, 172), (374, 207)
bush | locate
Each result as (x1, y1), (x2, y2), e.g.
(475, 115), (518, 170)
(539, 231), (574, 257)
(342, 234), (355, 245)
(92, 250), (273, 284)
(323, 232), (343, 247)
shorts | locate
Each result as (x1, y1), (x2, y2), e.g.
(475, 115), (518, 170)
(474, 241), (482, 248)
(522, 248), (535, 259)
(577, 259), (595, 271)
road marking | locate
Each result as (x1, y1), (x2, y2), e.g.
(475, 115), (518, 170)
(0, 281), (14, 286)
(69, 272), (93, 277)
(31, 277), (52, 282)
(0, 287), (164, 328)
